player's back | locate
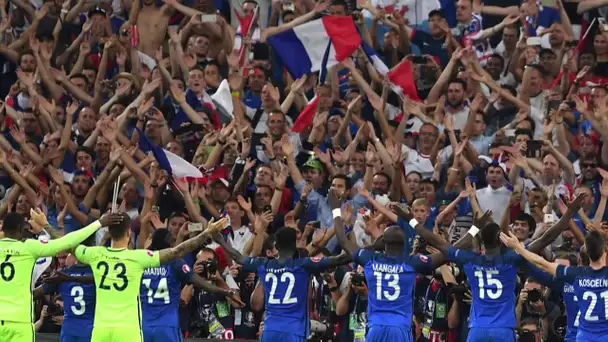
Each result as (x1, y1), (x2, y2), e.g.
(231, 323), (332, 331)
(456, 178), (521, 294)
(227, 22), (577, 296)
(54, 264), (96, 335)
(141, 259), (192, 328)
(244, 257), (323, 338)
(360, 251), (428, 329)
(448, 247), (522, 329)
(564, 266), (608, 338)
(75, 246), (160, 329)
(0, 238), (43, 323)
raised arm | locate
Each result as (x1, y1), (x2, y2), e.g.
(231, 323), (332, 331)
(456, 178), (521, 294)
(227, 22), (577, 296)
(329, 189), (359, 257)
(211, 231), (247, 265)
(158, 218), (228, 264)
(527, 193), (585, 254)
(500, 232), (558, 276)
(28, 214), (123, 258)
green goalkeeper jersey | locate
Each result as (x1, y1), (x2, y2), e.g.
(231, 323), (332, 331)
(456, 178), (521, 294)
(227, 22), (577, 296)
(0, 221), (102, 323)
(74, 246), (160, 328)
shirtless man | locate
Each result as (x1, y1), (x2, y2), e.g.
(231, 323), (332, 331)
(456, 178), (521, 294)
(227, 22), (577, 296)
(128, 0), (176, 56)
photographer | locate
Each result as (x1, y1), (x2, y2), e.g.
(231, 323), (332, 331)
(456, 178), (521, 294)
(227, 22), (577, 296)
(311, 248), (349, 340)
(335, 269), (369, 342)
(186, 247), (236, 339)
(230, 264), (261, 340)
(516, 277), (560, 339)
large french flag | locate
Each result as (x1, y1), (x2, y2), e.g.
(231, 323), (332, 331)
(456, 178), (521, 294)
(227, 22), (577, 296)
(137, 129), (203, 180)
(267, 16), (361, 79)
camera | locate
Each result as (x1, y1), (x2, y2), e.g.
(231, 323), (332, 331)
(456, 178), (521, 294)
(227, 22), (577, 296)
(527, 289), (542, 303)
(351, 273), (366, 286)
(197, 259), (218, 278)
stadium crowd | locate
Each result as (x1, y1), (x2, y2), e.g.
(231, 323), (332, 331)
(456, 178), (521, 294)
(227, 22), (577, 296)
(1, 0), (608, 340)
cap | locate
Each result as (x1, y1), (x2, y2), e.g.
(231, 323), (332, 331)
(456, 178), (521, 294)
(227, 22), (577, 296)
(210, 177), (229, 188)
(89, 6), (107, 17)
(303, 157), (323, 170)
(428, 9), (446, 19)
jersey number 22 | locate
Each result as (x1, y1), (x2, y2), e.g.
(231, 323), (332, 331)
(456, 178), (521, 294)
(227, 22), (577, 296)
(265, 272), (297, 305)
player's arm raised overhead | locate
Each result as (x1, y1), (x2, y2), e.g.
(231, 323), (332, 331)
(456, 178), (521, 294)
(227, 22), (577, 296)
(527, 193), (585, 254)
(390, 204), (451, 255)
(500, 232), (559, 276)
(328, 189), (359, 257)
(25, 213), (124, 259)
(158, 217), (229, 265)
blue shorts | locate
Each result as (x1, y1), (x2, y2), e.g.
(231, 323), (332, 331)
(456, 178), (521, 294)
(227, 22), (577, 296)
(467, 327), (516, 342)
(261, 330), (306, 342)
(143, 326), (182, 342)
(367, 326), (412, 342)
(60, 332), (92, 342)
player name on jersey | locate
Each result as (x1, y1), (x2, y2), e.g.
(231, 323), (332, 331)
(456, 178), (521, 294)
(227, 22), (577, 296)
(579, 279), (608, 288)
(144, 267), (168, 276)
(372, 263), (405, 274)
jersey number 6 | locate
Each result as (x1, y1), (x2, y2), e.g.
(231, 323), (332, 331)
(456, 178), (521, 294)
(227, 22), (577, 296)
(0, 255), (15, 281)
(97, 261), (128, 291)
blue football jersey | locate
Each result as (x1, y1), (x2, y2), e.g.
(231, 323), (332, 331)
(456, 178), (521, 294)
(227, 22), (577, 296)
(44, 264), (96, 337)
(354, 248), (434, 329)
(242, 256), (331, 338)
(141, 259), (193, 328)
(448, 247), (524, 329)
(527, 264), (579, 341)
(556, 265), (608, 339)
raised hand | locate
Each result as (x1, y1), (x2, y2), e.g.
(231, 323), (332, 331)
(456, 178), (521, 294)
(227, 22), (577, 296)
(499, 231), (522, 250)
(280, 134), (294, 157)
(567, 192), (587, 213)
(9, 125), (25, 144)
(390, 203), (412, 220)
(203, 217), (229, 235)
(237, 195), (252, 212)
(29, 208), (49, 232)
(327, 188), (342, 209)
(99, 213), (126, 227)
(473, 210), (493, 228)
(313, 0), (330, 13)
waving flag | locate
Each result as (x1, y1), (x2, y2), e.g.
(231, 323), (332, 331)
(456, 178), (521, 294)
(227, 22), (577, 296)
(267, 16), (361, 79)
(360, 41), (420, 101)
(525, 16), (538, 37)
(137, 129), (203, 180)
(292, 96), (320, 133)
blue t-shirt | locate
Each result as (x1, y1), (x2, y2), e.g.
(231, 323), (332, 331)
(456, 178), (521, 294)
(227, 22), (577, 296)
(242, 256), (331, 337)
(527, 264), (578, 342)
(141, 259), (193, 328)
(448, 247), (524, 329)
(556, 265), (608, 339)
(43, 264), (95, 337)
(354, 248), (434, 330)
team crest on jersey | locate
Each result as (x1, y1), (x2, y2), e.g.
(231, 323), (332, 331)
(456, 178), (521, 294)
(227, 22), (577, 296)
(147, 250), (154, 257)
(182, 264), (191, 273)
(419, 255), (428, 263)
(311, 257), (322, 262)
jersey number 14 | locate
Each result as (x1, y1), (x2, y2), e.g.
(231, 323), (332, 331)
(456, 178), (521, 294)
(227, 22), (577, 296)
(142, 277), (170, 304)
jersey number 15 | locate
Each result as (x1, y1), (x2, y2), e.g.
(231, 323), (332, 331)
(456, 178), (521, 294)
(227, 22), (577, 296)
(474, 270), (503, 299)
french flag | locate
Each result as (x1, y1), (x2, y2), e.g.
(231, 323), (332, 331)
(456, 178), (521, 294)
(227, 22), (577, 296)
(137, 129), (203, 180)
(292, 96), (320, 133)
(525, 16), (538, 37)
(361, 41), (421, 101)
(267, 16), (361, 79)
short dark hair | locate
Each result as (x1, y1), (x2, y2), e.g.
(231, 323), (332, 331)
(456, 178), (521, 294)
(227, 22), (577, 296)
(274, 227), (297, 252)
(480, 222), (501, 248)
(373, 171), (392, 187)
(332, 174), (351, 190)
(2, 212), (25, 235)
(108, 213), (132, 240)
(514, 129), (533, 140)
(448, 78), (468, 91)
(513, 213), (536, 237)
(488, 53), (505, 66)
(75, 146), (96, 162)
(70, 73), (89, 86)
(585, 231), (606, 262)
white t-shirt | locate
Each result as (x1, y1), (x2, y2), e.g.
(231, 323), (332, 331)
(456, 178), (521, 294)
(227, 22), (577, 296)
(229, 225), (254, 254)
(476, 185), (512, 224)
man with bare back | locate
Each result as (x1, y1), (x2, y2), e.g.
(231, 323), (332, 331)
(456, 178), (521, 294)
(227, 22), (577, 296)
(128, 0), (176, 56)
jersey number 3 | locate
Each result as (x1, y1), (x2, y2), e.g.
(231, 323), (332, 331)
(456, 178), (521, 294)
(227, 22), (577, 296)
(71, 286), (86, 315)
(474, 270), (503, 299)
(97, 261), (128, 291)
(265, 272), (297, 305)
